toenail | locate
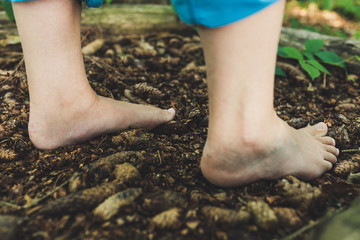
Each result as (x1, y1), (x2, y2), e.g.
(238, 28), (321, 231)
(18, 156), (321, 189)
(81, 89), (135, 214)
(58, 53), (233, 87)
(315, 122), (325, 130)
(332, 139), (336, 145)
(336, 148), (340, 155)
(167, 108), (176, 114)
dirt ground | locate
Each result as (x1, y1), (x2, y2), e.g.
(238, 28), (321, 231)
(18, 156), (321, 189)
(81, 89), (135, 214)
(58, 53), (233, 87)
(1, 5), (360, 240)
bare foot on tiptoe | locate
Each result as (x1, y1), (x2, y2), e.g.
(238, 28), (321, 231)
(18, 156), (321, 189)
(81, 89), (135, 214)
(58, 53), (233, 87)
(28, 93), (175, 150)
(200, 118), (339, 187)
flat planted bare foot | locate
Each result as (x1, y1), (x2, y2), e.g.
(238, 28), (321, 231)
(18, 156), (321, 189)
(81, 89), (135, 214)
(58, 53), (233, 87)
(200, 121), (339, 187)
(28, 94), (175, 150)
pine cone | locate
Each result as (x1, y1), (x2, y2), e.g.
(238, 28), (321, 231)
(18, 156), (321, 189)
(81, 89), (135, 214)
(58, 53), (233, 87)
(333, 160), (360, 177)
(39, 182), (123, 215)
(247, 201), (278, 231)
(273, 207), (302, 228)
(134, 82), (164, 99)
(150, 208), (183, 230)
(276, 176), (321, 209)
(111, 129), (153, 148)
(0, 148), (17, 162)
(201, 206), (250, 226)
(276, 62), (307, 81)
(335, 103), (360, 111)
(93, 188), (142, 221)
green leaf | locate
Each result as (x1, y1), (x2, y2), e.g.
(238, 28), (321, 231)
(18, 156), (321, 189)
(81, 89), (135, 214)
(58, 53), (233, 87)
(277, 47), (288, 58)
(315, 51), (345, 67)
(304, 52), (316, 60)
(322, 0), (334, 10)
(2, 1), (15, 22)
(282, 47), (304, 60)
(275, 66), (286, 77)
(299, 60), (321, 80)
(307, 59), (330, 74)
(355, 56), (360, 62)
(305, 39), (324, 53)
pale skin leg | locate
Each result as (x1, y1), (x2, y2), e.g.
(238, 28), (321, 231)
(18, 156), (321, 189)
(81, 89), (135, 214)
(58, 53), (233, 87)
(199, 0), (339, 187)
(12, 0), (175, 150)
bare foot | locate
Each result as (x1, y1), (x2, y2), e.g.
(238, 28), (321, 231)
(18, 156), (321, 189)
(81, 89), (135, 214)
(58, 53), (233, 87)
(28, 93), (175, 149)
(200, 119), (339, 187)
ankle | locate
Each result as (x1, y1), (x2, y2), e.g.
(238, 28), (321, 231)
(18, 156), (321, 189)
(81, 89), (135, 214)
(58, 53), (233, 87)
(28, 91), (99, 149)
(209, 114), (282, 153)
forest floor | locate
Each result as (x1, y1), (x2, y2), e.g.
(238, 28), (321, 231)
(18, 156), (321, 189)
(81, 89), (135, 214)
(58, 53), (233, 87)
(1, 4), (360, 240)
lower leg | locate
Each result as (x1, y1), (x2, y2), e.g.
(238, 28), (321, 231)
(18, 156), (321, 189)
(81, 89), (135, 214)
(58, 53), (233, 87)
(12, 0), (174, 149)
(199, 0), (339, 186)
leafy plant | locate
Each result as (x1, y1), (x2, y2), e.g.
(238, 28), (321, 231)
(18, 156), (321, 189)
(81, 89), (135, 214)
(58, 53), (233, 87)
(277, 39), (360, 81)
(2, 0), (15, 22)
(278, 39), (332, 80)
(105, 0), (112, 5)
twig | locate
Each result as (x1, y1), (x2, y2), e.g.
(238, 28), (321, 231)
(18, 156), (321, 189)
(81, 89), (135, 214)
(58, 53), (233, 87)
(322, 74), (327, 88)
(341, 148), (360, 153)
(0, 173), (79, 211)
(157, 150), (162, 165)
(23, 173), (80, 209)
(0, 58), (24, 85)
(0, 200), (22, 210)
(282, 220), (320, 240)
(81, 28), (92, 45)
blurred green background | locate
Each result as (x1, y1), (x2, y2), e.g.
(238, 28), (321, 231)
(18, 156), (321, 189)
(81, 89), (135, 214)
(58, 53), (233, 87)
(1, 0), (360, 39)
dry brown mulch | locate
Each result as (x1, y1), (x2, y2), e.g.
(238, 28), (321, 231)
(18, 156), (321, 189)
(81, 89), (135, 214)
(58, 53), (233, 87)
(1, 23), (360, 240)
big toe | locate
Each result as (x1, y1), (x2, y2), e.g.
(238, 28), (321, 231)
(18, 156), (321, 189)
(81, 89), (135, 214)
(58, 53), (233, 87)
(303, 122), (328, 137)
(139, 107), (176, 129)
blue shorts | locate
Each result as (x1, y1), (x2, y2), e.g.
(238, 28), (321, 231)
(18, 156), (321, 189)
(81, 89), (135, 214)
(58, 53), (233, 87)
(7, 0), (103, 8)
(172, 0), (279, 28)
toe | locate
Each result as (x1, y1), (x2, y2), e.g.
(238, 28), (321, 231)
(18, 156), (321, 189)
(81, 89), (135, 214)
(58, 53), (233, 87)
(165, 108), (176, 120)
(156, 108), (176, 124)
(324, 151), (337, 164)
(318, 136), (336, 146)
(322, 159), (334, 171)
(324, 144), (339, 156)
(303, 122), (328, 137)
